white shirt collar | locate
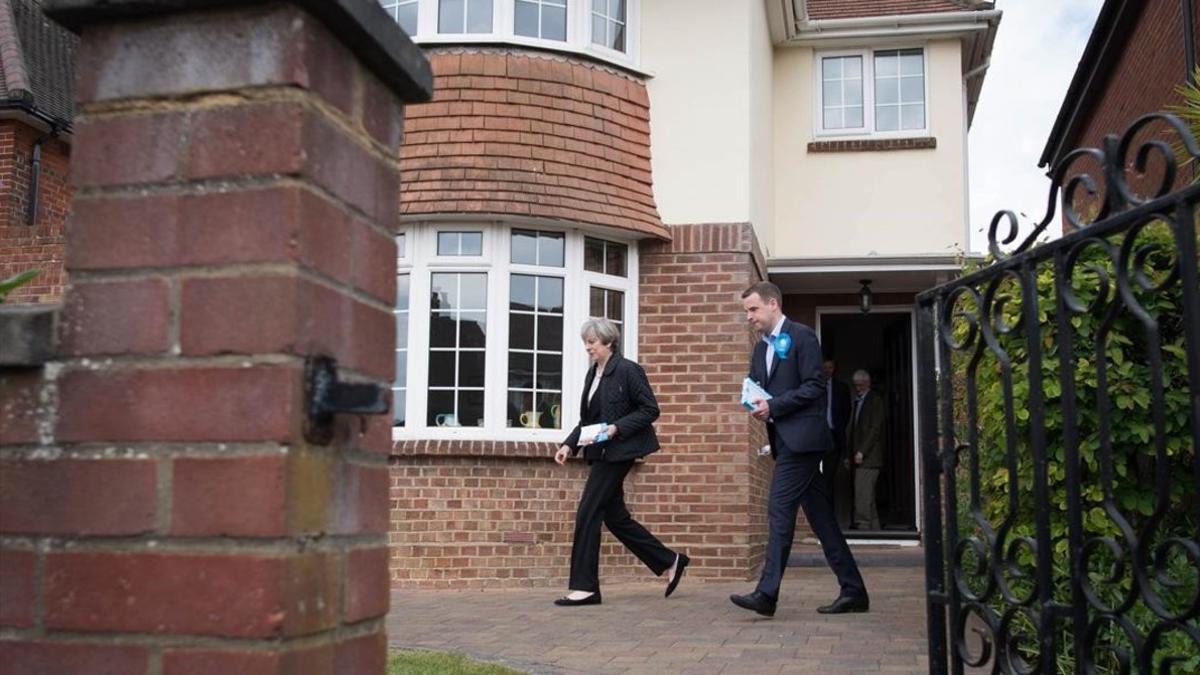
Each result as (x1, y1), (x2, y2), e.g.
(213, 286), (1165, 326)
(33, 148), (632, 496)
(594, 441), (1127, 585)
(769, 315), (786, 338)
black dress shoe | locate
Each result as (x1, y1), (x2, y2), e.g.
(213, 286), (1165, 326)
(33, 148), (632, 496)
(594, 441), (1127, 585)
(665, 554), (690, 598)
(729, 590), (777, 617)
(817, 594), (869, 614)
(554, 592), (601, 607)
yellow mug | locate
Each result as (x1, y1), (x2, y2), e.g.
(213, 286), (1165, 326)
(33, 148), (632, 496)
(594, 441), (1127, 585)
(519, 410), (541, 428)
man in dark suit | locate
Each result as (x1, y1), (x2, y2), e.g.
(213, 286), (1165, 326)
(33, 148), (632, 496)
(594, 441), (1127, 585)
(730, 282), (869, 617)
(822, 358), (852, 498)
(848, 370), (886, 531)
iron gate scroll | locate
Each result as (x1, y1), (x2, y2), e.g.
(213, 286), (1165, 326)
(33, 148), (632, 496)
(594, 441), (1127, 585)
(917, 113), (1200, 674)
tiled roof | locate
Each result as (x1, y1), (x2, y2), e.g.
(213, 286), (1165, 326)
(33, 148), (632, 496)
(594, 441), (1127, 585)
(807, 0), (984, 20)
(0, 0), (77, 127)
(400, 48), (667, 240)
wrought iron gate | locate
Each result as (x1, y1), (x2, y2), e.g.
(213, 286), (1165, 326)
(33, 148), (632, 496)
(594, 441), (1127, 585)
(917, 113), (1200, 673)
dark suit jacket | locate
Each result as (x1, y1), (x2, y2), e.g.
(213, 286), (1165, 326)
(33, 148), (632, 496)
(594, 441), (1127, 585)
(828, 377), (851, 453)
(848, 390), (886, 469)
(748, 319), (833, 457)
(562, 353), (661, 463)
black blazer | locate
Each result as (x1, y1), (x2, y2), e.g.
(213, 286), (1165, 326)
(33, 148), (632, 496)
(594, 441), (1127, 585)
(748, 319), (834, 457)
(829, 377), (852, 450)
(562, 353), (661, 462)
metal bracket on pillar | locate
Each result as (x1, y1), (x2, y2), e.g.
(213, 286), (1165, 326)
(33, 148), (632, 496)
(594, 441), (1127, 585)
(304, 355), (390, 445)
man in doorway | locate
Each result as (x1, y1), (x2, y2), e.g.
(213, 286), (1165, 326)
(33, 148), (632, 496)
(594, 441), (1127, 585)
(848, 370), (886, 531)
(822, 358), (852, 499)
(730, 282), (868, 617)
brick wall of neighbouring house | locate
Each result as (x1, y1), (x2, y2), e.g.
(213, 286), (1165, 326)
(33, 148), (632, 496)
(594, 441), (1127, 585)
(388, 223), (772, 588)
(0, 119), (70, 303)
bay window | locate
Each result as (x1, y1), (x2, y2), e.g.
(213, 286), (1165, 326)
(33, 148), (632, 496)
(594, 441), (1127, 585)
(394, 224), (637, 440)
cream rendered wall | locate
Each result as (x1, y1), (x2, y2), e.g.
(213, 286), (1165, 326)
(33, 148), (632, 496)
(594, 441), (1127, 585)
(642, 0), (773, 233)
(772, 39), (968, 258)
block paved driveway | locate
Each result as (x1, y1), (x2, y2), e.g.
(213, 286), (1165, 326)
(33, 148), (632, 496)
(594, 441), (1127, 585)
(386, 567), (930, 674)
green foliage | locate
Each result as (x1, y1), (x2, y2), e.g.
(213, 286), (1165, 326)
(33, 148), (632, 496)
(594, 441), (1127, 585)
(1167, 68), (1200, 181)
(388, 650), (524, 675)
(0, 270), (40, 303)
(949, 222), (1199, 673)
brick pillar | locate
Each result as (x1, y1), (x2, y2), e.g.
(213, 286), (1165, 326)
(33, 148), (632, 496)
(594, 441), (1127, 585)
(0, 1), (430, 673)
(638, 222), (773, 581)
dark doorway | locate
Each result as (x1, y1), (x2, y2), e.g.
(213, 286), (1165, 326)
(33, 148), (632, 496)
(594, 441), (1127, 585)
(819, 311), (917, 537)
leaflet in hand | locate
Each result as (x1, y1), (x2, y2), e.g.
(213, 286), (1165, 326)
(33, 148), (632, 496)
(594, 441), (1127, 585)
(580, 422), (609, 445)
(741, 377), (772, 411)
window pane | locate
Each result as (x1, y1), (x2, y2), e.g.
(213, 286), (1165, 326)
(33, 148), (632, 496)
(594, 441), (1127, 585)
(900, 50), (924, 76)
(396, 349), (408, 383)
(537, 315), (563, 351)
(845, 106), (863, 128)
(875, 52), (898, 77)
(428, 390), (456, 426)
(397, 273), (410, 307)
(512, 229), (538, 264)
(845, 80), (862, 106)
(589, 287), (605, 316)
(605, 242), (627, 277)
(459, 274), (487, 309)
(510, 274), (536, 310)
(536, 353), (562, 390)
(592, 0), (604, 13)
(458, 391), (485, 427)
(460, 232), (483, 255)
(466, 0), (493, 32)
(610, 22), (625, 52)
(459, 312), (487, 347)
(901, 76), (923, 104)
(822, 57), (842, 79)
(396, 2), (417, 34)
(823, 81), (841, 106)
(459, 351), (486, 387)
(508, 390), (534, 428)
(431, 272), (457, 309)
(844, 56), (862, 78)
(591, 14), (606, 46)
(392, 389), (406, 425)
(429, 351), (456, 387)
(876, 105), (899, 132)
(606, 289), (624, 322)
(439, 0), (464, 32)
(430, 312), (457, 347)
(537, 276), (564, 313)
(538, 390), (562, 429)
(437, 231), (459, 255)
(538, 232), (565, 267)
(823, 108), (843, 130)
(901, 104), (925, 130)
(584, 237), (605, 272)
(543, 4), (566, 40)
(509, 352), (534, 388)
(610, 0), (625, 18)
(509, 313), (534, 349)
(877, 78), (899, 105)
(514, 0), (539, 37)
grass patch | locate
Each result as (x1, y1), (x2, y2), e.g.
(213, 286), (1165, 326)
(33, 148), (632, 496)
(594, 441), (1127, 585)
(387, 650), (525, 675)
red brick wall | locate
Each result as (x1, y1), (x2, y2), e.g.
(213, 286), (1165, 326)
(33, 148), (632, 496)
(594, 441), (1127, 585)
(388, 223), (772, 588)
(0, 119), (71, 303)
(0, 4), (420, 673)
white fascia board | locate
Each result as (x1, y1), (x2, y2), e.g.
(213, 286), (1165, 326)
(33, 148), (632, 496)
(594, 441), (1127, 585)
(783, 9), (1001, 46)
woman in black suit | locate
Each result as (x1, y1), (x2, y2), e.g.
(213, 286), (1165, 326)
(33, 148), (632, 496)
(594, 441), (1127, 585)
(553, 318), (689, 606)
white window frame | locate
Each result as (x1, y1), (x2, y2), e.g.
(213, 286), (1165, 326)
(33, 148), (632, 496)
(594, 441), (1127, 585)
(402, 0), (641, 70)
(380, 0), (420, 34)
(394, 221), (639, 443)
(813, 45), (930, 140)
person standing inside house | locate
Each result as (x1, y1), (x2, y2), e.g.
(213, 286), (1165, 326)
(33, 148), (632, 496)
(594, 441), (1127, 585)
(552, 318), (689, 606)
(730, 282), (868, 617)
(822, 358), (852, 503)
(848, 370), (886, 531)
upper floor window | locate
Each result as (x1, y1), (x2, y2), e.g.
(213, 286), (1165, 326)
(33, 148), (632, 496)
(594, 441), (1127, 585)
(816, 47), (927, 138)
(394, 223), (638, 441)
(380, 0), (640, 68)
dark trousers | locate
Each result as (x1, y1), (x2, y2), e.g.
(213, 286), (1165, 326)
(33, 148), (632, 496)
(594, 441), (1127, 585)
(756, 450), (867, 600)
(569, 460), (675, 592)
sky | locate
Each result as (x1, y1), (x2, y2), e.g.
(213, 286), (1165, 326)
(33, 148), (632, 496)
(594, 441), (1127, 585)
(967, 0), (1105, 253)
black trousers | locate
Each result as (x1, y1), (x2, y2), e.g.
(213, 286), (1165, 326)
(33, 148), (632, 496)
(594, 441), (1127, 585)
(568, 460), (675, 592)
(756, 450), (867, 600)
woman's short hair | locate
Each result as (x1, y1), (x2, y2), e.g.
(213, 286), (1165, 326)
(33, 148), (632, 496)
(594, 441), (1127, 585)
(580, 317), (621, 349)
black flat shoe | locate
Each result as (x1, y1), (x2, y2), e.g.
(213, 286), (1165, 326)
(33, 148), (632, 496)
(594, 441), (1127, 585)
(665, 554), (690, 598)
(554, 592), (601, 607)
(817, 594), (869, 614)
(730, 590), (777, 617)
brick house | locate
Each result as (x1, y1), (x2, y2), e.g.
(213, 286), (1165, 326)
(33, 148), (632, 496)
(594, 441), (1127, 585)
(385, 0), (1000, 588)
(0, 0), (75, 302)
(1041, 0), (1199, 224)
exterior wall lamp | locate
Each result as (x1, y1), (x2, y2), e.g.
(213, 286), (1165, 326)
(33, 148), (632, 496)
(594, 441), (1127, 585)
(859, 279), (873, 314)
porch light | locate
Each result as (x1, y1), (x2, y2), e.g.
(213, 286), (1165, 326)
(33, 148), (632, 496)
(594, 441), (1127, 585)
(859, 279), (873, 314)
